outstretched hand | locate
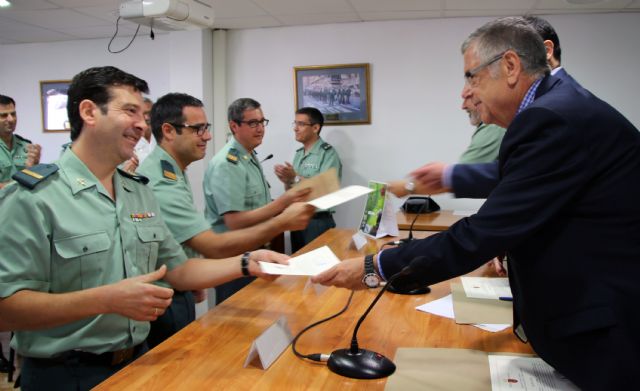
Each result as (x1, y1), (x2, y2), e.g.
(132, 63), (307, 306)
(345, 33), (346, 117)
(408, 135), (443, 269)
(248, 250), (290, 281)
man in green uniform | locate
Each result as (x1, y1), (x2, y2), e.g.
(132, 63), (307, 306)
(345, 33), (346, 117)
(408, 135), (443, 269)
(274, 107), (342, 252)
(204, 98), (310, 303)
(0, 67), (288, 390)
(138, 93), (314, 347)
(458, 94), (506, 164)
(0, 95), (42, 189)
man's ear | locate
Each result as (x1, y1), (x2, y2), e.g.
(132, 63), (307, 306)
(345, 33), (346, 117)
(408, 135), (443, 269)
(543, 39), (554, 63)
(228, 120), (238, 135)
(503, 50), (522, 86)
(78, 99), (99, 127)
(161, 123), (176, 142)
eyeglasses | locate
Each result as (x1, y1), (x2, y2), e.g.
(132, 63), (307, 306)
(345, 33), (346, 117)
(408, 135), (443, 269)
(170, 122), (211, 136)
(292, 121), (315, 128)
(238, 119), (269, 128)
(464, 50), (507, 87)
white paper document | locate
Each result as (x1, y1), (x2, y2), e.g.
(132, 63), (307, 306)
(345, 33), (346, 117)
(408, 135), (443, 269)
(259, 246), (340, 276)
(416, 295), (510, 333)
(461, 277), (513, 300)
(488, 355), (580, 391)
(308, 185), (373, 210)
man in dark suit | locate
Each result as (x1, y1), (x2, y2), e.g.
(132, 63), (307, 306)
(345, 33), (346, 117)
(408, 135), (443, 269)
(313, 17), (640, 390)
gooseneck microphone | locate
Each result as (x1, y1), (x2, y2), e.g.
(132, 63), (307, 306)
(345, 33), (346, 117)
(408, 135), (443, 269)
(327, 257), (429, 379)
(260, 153), (274, 163)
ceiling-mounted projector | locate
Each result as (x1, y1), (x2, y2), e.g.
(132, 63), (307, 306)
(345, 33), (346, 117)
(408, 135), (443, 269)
(119, 0), (214, 31)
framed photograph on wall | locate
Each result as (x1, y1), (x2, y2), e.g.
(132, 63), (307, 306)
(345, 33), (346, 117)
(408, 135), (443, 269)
(294, 63), (370, 125)
(40, 80), (71, 132)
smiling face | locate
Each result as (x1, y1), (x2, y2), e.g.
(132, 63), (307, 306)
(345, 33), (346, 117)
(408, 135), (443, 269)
(83, 85), (147, 165)
(0, 103), (17, 142)
(230, 108), (265, 152)
(173, 105), (211, 168)
(461, 46), (517, 129)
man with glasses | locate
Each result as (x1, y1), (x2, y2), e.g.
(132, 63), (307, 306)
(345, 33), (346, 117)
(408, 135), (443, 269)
(274, 107), (342, 252)
(314, 17), (640, 389)
(138, 93), (314, 345)
(204, 98), (312, 303)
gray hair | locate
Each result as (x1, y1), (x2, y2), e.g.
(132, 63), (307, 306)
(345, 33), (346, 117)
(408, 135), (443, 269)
(462, 17), (549, 79)
(228, 98), (261, 123)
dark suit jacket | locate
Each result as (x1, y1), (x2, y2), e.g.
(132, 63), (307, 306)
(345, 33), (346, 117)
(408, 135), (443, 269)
(452, 68), (579, 198)
(382, 75), (640, 389)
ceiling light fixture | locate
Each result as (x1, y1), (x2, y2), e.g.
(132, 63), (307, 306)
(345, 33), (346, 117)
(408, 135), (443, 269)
(0, 0), (11, 8)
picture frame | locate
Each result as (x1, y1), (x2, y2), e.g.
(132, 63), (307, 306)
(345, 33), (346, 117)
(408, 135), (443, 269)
(294, 63), (371, 125)
(40, 80), (71, 132)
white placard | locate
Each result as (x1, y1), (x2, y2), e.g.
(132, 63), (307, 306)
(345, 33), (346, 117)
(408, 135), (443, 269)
(243, 316), (293, 370)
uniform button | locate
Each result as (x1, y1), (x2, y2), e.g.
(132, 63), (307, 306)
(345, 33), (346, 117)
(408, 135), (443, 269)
(132, 326), (136, 333)
(83, 246), (88, 252)
(153, 233), (157, 238)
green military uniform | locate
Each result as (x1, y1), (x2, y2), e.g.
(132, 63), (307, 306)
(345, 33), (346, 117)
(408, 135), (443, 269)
(0, 134), (31, 183)
(0, 148), (187, 359)
(203, 136), (270, 303)
(458, 123), (506, 164)
(290, 137), (342, 252)
(204, 136), (271, 233)
(138, 146), (211, 348)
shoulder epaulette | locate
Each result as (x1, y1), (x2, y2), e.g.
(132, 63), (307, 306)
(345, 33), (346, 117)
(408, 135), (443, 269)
(226, 148), (239, 164)
(117, 168), (149, 185)
(321, 142), (332, 150)
(14, 134), (33, 144)
(12, 164), (58, 190)
(160, 160), (177, 181)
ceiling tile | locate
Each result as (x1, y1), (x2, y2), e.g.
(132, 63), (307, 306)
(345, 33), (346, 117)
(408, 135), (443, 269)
(253, 0), (353, 15)
(74, 5), (120, 23)
(47, 0), (119, 6)
(275, 12), (361, 25)
(214, 16), (283, 29)
(1, 8), (112, 28)
(360, 10), (442, 21)
(446, 0), (536, 10)
(349, 0), (441, 12)
(536, 0), (631, 10)
(211, 0), (269, 18)
(0, 0), (58, 10)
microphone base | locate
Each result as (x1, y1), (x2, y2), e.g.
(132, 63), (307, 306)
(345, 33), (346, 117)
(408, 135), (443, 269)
(386, 283), (431, 295)
(327, 348), (396, 379)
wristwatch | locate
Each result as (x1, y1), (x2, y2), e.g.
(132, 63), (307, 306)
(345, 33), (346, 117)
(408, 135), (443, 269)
(362, 254), (381, 288)
(404, 181), (416, 194)
(241, 252), (251, 277)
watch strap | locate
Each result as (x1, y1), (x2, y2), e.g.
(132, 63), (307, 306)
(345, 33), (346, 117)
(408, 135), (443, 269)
(241, 252), (251, 277)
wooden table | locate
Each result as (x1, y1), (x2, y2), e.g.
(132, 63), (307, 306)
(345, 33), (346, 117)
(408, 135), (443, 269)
(396, 210), (464, 231)
(96, 229), (531, 390)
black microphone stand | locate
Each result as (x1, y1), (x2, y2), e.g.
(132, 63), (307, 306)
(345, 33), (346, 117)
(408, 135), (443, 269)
(326, 265), (415, 379)
(386, 199), (431, 295)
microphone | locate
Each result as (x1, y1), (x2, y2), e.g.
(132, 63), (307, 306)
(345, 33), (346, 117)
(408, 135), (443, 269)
(260, 153), (274, 163)
(327, 256), (430, 379)
(396, 198), (428, 245)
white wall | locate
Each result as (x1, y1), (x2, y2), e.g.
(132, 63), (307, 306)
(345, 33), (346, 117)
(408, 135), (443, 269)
(0, 34), (171, 163)
(225, 13), (640, 228)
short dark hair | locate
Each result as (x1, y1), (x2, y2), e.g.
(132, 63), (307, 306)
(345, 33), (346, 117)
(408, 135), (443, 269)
(296, 106), (324, 134)
(523, 15), (562, 64)
(228, 98), (261, 124)
(67, 66), (149, 141)
(0, 95), (15, 106)
(150, 93), (204, 143)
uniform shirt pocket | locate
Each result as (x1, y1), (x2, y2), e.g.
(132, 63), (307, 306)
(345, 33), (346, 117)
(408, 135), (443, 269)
(53, 232), (111, 291)
(135, 225), (167, 273)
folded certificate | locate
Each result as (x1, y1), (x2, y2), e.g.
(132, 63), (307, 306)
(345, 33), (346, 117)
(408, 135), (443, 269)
(461, 277), (512, 300)
(259, 246), (340, 276)
(308, 185), (373, 210)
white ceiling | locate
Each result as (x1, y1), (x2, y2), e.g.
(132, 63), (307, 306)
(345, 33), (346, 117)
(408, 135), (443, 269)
(1, 0), (639, 44)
